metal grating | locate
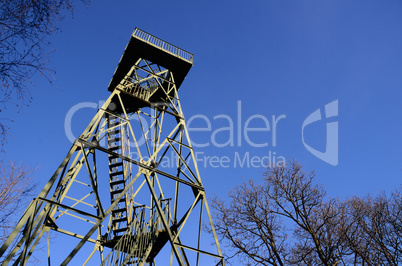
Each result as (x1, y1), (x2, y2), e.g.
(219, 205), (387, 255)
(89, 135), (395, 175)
(133, 28), (193, 64)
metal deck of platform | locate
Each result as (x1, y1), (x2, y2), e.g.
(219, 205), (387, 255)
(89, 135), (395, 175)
(108, 28), (193, 93)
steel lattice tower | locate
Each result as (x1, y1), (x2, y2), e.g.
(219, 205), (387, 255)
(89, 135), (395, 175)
(0, 28), (224, 266)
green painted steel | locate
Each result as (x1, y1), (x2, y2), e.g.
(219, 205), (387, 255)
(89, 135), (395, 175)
(0, 29), (224, 266)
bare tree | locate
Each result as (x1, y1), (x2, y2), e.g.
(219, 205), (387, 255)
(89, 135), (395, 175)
(0, 161), (35, 243)
(0, 0), (89, 145)
(211, 161), (402, 265)
(0, 0), (88, 105)
(343, 192), (402, 265)
(211, 180), (289, 266)
(211, 161), (348, 265)
(0, 0), (88, 260)
(0, 161), (42, 264)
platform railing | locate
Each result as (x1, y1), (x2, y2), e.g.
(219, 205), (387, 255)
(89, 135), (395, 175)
(101, 200), (171, 265)
(133, 28), (193, 64)
(102, 207), (148, 265)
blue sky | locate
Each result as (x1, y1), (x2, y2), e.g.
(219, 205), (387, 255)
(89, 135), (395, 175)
(3, 0), (402, 263)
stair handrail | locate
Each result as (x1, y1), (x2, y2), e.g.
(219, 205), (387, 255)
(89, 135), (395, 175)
(100, 199), (170, 265)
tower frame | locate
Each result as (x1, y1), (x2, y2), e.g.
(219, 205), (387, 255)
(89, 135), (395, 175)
(0, 28), (224, 266)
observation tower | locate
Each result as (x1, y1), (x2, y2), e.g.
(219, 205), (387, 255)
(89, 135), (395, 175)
(0, 28), (224, 266)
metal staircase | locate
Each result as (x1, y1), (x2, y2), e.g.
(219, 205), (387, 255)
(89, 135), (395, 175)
(0, 28), (224, 266)
(108, 115), (129, 237)
(117, 79), (159, 103)
(101, 200), (171, 265)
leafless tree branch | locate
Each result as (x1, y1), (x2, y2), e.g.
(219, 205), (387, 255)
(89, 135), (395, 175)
(210, 160), (402, 265)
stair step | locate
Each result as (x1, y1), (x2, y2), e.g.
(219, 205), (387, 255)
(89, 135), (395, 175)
(112, 197), (126, 203)
(108, 146), (121, 152)
(113, 227), (128, 234)
(110, 179), (125, 186)
(109, 154), (120, 160)
(112, 217), (128, 224)
(110, 189), (124, 196)
(109, 128), (121, 133)
(108, 134), (120, 140)
(111, 208), (127, 214)
(109, 162), (123, 169)
(108, 137), (121, 143)
(110, 171), (124, 177)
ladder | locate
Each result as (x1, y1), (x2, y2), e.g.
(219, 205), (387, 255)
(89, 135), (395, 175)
(108, 115), (129, 237)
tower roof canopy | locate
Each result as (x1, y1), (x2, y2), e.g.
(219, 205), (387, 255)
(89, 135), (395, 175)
(108, 28), (193, 92)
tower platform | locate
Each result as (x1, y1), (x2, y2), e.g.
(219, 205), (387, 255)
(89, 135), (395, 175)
(108, 28), (193, 93)
(101, 229), (169, 262)
(0, 28), (224, 266)
(107, 28), (193, 113)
